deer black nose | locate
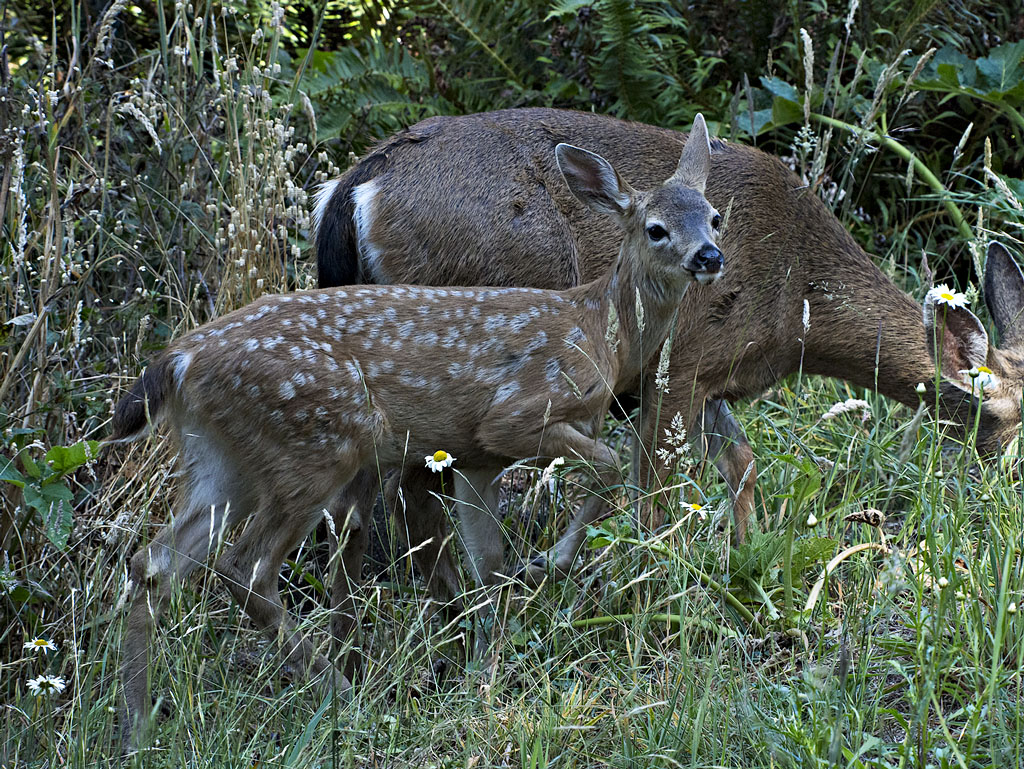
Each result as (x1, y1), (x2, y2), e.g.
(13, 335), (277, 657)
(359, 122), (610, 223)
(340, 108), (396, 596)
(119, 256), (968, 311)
(693, 244), (723, 273)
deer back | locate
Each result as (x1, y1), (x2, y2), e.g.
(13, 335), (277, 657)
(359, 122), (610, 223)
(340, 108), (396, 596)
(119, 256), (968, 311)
(315, 107), (1024, 453)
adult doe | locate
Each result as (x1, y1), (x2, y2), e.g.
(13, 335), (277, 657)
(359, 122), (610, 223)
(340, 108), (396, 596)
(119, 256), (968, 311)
(313, 107), (1024, 601)
(110, 115), (722, 747)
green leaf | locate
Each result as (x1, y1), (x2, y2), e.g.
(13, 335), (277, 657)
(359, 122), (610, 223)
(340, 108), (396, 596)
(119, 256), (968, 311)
(760, 76), (800, 103)
(545, 0), (591, 20)
(24, 482), (75, 549)
(21, 454), (42, 480)
(45, 440), (100, 475)
(1, 455), (26, 488)
(976, 42), (1024, 95)
(792, 537), (838, 575)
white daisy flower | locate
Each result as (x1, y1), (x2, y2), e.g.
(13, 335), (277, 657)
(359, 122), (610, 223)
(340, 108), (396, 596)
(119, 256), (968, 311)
(26, 674), (66, 696)
(425, 450), (455, 473)
(928, 283), (967, 309)
(684, 502), (707, 521)
(960, 365), (998, 390)
(24, 638), (57, 654)
(806, 513), (819, 527)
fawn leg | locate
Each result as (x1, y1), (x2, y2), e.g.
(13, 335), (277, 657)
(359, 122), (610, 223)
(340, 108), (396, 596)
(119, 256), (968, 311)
(385, 468), (461, 606)
(494, 423), (621, 586)
(214, 496), (348, 699)
(329, 471), (375, 679)
(121, 438), (248, 751)
(452, 468), (504, 660)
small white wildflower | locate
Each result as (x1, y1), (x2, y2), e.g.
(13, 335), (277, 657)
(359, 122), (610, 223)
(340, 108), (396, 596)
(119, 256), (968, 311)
(801, 299), (810, 335)
(1008, 602), (1017, 614)
(425, 450), (455, 473)
(959, 365), (998, 390)
(27, 675), (66, 696)
(915, 382), (927, 395)
(806, 512), (818, 527)
(938, 577), (949, 588)
(684, 502), (707, 521)
(24, 638), (57, 654)
(927, 283), (967, 309)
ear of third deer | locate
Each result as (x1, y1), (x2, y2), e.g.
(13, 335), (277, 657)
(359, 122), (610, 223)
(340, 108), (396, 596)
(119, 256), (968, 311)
(314, 107), (1024, 600)
(108, 115), (723, 749)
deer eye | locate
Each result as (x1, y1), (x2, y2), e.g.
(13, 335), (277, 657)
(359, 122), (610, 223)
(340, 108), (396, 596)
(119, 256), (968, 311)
(646, 224), (668, 242)
(711, 213), (722, 229)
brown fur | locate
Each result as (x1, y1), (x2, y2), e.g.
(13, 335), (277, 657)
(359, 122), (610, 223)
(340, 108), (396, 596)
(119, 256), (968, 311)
(113, 127), (723, 749)
(315, 108), (1024, 608)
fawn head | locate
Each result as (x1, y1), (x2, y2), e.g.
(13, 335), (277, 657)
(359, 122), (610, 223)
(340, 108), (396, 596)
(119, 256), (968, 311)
(554, 113), (723, 287)
(925, 241), (1024, 454)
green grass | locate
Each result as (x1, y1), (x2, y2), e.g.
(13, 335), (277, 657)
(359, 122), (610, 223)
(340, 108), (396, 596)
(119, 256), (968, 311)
(4, 376), (1022, 767)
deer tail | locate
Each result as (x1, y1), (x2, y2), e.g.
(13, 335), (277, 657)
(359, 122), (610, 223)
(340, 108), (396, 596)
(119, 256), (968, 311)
(108, 355), (173, 442)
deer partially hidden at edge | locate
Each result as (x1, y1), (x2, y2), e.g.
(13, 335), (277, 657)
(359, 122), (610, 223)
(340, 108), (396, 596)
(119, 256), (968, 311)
(109, 115), (723, 748)
(313, 107), (1024, 607)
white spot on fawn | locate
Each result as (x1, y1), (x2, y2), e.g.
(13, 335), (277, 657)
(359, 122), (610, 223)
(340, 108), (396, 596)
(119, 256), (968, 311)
(494, 381), (521, 404)
(279, 380), (296, 400)
(172, 351), (193, 389)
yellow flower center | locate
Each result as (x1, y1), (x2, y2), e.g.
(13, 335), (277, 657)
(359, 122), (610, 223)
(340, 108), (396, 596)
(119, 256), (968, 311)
(940, 292), (955, 302)
(689, 503), (703, 511)
(978, 365), (992, 374)
(432, 450), (448, 463)
(31, 639), (46, 647)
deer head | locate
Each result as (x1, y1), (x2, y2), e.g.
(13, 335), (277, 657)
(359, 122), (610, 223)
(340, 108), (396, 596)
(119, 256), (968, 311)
(925, 241), (1024, 453)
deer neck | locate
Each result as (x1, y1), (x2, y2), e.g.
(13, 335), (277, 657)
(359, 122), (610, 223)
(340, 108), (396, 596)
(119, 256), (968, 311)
(581, 242), (688, 388)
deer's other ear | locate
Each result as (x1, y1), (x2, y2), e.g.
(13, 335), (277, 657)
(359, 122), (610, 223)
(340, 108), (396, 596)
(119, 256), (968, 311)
(555, 143), (635, 218)
(923, 290), (989, 380)
(672, 113), (712, 193)
(984, 241), (1024, 347)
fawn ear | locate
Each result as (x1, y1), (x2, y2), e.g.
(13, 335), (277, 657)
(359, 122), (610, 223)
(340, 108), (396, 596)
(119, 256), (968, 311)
(923, 289), (989, 379)
(984, 241), (1024, 347)
(555, 143), (635, 218)
(671, 113), (712, 193)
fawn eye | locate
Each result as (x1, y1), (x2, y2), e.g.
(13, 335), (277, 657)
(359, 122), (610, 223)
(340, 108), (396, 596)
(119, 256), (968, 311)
(711, 213), (722, 229)
(646, 224), (668, 242)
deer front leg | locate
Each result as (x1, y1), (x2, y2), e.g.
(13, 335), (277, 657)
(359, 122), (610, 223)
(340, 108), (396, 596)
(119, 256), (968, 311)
(641, 389), (754, 544)
(329, 471), (375, 680)
(699, 398), (754, 544)
(503, 423), (621, 586)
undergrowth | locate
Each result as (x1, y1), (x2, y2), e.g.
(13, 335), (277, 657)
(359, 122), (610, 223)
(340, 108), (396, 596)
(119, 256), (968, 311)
(1, 1), (1023, 767)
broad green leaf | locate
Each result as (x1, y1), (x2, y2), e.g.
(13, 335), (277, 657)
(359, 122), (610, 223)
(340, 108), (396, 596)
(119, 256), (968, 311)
(24, 483), (75, 549)
(792, 537), (838, 575)
(760, 76), (800, 102)
(1, 456), (26, 488)
(45, 440), (100, 475)
(976, 42), (1024, 94)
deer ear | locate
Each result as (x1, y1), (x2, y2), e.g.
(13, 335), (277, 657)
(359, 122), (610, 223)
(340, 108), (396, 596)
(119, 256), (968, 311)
(923, 289), (989, 379)
(672, 113), (712, 193)
(984, 242), (1024, 347)
(555, 143), (635, 218)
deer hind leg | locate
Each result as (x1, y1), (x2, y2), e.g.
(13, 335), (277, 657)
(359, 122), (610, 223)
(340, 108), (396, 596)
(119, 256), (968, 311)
(214, 487), (351, 699)
(329, 470), (374, 680)
(699, 398), (754, 545)
(385, 467), (461, 607)
(499, 423), (621, 587)
(452, 468), (504, 661)
(121, 435), (249, 750)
